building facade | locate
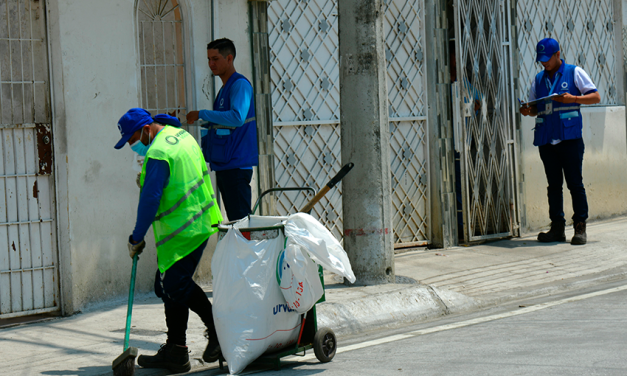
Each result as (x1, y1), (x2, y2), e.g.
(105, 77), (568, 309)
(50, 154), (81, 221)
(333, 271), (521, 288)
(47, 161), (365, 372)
(0, 0), (625, 319)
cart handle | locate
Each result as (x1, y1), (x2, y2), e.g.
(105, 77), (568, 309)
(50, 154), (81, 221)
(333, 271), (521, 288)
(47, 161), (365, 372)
(251, 187), (316, 215)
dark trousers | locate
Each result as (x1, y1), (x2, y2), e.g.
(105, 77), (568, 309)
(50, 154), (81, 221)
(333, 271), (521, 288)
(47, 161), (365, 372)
(154, 239), (217, 346)
(538, 138), (588, 224)
(216, 168), (253, 221)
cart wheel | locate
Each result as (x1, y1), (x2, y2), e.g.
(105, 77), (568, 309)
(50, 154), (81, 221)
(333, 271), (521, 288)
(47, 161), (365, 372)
(313, 327), (336, 363)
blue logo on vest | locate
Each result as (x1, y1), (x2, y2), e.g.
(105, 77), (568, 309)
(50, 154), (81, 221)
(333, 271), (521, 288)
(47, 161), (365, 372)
(561, 82), (568, 89)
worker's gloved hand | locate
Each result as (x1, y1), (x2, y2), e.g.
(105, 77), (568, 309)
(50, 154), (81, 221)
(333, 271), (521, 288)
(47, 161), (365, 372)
(128, 235), (146, 259)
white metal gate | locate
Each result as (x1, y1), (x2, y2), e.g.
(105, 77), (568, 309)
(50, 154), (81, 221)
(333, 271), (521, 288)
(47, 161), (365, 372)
(454, 0), (519, 241)
(269, 0), (342, 239)
(385, 0), (430, 246)
(517, 0), (618, 106)
(269, 0), (430, 245)
(0, 0), (59, 319)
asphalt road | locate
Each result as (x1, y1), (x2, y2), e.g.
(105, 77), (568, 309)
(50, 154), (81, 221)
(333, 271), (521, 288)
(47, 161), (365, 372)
(222, 283), (627, 376)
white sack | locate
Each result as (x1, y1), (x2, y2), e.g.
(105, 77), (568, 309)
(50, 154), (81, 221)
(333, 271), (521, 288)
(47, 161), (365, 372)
(277, 243), (324, 313)
(212, 228), (301, 375)
(284, 213), (356, 283)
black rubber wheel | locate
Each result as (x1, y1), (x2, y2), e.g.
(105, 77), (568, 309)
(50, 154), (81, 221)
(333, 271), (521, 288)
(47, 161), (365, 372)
(313, 327), (336, 363)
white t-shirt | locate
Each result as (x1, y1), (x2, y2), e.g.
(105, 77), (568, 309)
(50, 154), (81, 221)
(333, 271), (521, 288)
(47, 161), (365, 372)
(528, 66), (597, 145)
(528, 66), (597, 101)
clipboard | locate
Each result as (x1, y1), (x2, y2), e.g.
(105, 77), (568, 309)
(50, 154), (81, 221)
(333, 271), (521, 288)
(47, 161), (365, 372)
(519, 93), (564, 107)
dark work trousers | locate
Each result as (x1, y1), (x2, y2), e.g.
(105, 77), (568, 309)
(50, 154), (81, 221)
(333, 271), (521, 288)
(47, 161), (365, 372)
(216, 168), (253, 221)
(538, 138), (588, 224)
(154, 239), (217, 347)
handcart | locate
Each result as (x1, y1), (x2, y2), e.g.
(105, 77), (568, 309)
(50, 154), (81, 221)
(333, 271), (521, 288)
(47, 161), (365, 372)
(216, 163), (354, 371)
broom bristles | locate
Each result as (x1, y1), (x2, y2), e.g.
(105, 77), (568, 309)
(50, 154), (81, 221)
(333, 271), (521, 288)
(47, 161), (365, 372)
(112, 357), (135, 376)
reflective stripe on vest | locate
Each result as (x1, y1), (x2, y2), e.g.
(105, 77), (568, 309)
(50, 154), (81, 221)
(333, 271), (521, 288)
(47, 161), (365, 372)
(154, 170), (210, 221)
(156, 201), (216, 247)
(537, 105), (581, 116)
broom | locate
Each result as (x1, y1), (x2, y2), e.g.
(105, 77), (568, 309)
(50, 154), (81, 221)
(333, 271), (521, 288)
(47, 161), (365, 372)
(112, 254), (140, 376)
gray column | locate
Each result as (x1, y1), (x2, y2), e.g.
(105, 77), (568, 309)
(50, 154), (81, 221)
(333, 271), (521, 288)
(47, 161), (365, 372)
(249, 0), (276, 215)
(339, 0), (394, 285)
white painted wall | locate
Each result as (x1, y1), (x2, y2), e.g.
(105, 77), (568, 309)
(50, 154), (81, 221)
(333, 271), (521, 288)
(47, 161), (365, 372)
(48, 0), (253, 313)
(519, 106), (627, 232)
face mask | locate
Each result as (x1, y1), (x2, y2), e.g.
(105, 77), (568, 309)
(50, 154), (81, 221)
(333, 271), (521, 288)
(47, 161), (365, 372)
(130, 128), (151, 157)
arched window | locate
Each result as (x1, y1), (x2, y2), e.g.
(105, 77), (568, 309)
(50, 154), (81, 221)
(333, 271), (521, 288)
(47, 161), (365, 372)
(136, 0), (188, 126)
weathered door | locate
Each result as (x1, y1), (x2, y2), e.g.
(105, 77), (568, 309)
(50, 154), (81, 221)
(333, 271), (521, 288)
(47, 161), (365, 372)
(453, 0), (520, 241)
(0, 0), (59, 319)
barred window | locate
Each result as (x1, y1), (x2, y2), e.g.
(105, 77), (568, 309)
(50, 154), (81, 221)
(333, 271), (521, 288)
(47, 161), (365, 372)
(136, 0), (189, 127)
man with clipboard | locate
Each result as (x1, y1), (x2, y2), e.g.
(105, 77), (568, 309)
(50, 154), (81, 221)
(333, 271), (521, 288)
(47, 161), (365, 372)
(519, 38), (600, 245)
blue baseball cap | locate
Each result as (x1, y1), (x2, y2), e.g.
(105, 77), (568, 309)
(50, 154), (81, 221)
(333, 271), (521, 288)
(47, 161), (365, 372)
(114, 108), (153, 149)
(153, 113), (182, 127)
(536, 38), (560, 62)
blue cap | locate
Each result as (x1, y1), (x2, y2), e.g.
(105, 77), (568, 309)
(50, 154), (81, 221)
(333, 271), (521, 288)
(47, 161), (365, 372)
(114, 108), (153, 149)
(154, 113), (182, 128)
(536, 38), (560, 62)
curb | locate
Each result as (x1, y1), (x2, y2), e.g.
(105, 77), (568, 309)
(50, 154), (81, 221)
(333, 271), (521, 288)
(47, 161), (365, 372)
(316, 284), (479, 337)
(316, 267), (627, 338)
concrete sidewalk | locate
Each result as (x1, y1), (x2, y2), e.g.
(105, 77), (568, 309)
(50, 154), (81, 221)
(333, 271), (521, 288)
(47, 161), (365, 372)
(2, 217), (627, 375)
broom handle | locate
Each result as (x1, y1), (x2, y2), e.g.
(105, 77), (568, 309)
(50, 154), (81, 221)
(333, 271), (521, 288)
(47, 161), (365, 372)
(299, 162), (354, 213)
(124, 254), (138, 351)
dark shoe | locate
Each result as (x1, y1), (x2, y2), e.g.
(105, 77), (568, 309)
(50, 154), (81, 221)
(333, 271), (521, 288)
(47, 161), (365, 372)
(537, 221), (566, 242)
(203, 329), (221, 363)
(571, 222), (587, 245)
(137, 342), (191, 373)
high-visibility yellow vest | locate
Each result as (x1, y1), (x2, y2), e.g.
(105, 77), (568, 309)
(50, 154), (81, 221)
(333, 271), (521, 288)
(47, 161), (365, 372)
(140, 125), (223, 272)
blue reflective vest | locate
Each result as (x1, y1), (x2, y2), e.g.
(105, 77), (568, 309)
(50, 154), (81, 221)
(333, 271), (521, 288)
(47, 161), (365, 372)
(202, 72), (259, 170)
(533, 61), (583, 146)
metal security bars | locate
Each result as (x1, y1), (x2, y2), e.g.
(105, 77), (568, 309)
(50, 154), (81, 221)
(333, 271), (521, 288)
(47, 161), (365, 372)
(517, 0), (618, 105)
(384, 0), (430, 246)
(454, 0), (518, 241)
(269, 0), (343, 240)
(269, 0), (431, 246)
(137, 0), (189, 129)
(0, 0), (59, 319)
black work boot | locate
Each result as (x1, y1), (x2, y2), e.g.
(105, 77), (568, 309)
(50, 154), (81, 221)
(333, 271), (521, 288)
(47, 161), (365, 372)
(571, 222), (587, 245)
(537, 221), (566, 242)
(203, 329), (221, 363)
(137, 342), (191, 373)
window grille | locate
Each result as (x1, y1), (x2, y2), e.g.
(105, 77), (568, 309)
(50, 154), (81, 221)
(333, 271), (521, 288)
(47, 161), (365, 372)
(137, 0), (189, 128)
(517, 0), (618, 105)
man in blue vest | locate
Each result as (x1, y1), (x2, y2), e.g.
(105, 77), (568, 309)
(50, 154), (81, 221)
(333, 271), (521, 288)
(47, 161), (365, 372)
(520, 38), (600, 245)
(186, 38), (259, 221)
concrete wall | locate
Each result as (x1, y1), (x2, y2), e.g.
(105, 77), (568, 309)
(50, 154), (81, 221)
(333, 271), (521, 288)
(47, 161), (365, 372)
(519, 106), (627, 232)
(48, 0), (253, 313)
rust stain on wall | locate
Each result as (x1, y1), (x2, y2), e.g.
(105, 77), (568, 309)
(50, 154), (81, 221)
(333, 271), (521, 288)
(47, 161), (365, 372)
(36, 123), (53, 175)
(32, 180), (38, 198)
